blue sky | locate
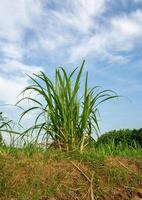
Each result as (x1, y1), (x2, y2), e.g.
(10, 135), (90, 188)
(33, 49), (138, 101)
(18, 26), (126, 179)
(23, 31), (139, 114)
(0, 0), (142, 134)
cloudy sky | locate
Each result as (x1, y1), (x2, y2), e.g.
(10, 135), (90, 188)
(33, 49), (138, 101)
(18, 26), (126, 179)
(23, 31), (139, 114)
(0, 0), (142, 133)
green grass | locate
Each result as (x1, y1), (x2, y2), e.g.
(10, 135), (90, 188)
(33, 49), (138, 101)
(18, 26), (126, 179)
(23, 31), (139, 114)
(1, 140), (142, 158)
(94, 142), (142, 157)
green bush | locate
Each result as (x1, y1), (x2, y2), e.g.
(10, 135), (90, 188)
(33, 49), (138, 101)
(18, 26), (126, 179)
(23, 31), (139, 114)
(96, 129), (142, 148)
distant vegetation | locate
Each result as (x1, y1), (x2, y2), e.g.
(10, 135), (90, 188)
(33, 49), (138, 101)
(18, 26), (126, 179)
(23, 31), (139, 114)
(97, 128), (142, 148)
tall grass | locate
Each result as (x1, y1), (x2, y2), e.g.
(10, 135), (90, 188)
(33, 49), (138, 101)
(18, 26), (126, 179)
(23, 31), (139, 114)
(18, 61), (118, 152)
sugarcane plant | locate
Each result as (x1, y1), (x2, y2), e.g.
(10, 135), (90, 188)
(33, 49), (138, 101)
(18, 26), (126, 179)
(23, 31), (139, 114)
(17, 61), (118, 152)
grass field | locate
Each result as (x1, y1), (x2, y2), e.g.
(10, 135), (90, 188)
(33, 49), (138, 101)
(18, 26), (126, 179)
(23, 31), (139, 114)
(0, 144), (142, 200)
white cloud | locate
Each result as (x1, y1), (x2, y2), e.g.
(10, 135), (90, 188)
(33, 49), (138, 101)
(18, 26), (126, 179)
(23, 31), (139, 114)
(24, 1), (141, 64)
(0, 76), (27, 104)
(0, 60), (43, 104)
(0, 59), (43, 75)
(134, 0), (142, 2)
(111, 10), (142, 38)
(50, 0), (106, 33)
(0, 42), (23, 60)
(1, 0), (142, 65)
(0, 0), (44, 61)
(0, 0), (42, 42)
(0, 0), (44, 105)
(68, 9), (142, 63)
(0, 0), (142, 106)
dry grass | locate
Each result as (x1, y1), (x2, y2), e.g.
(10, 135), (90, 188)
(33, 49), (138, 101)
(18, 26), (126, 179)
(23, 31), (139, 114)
(105, 156), (142, 174)
(0, 151), (142, 200)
